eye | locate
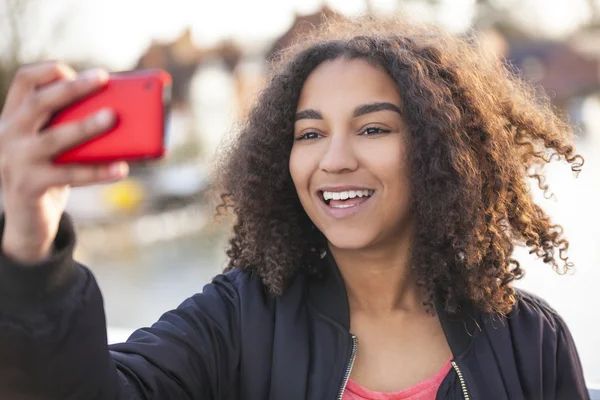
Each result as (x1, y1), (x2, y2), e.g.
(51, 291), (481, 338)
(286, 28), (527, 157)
(360, 127), (390, 136)
(295, 131), (322, 141)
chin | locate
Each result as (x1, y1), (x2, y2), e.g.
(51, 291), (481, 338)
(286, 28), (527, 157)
(323, 227), (376, 251)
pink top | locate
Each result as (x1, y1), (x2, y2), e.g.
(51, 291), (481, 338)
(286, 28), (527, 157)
(343, 361), (452, 400)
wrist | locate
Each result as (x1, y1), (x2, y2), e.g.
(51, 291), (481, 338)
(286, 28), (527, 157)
(1, 227), (54, 265)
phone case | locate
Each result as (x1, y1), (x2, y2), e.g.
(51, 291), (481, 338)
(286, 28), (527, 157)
(49, 69), (172, 164)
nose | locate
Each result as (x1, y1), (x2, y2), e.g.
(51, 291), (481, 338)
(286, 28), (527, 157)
(319, 132), (359, 173)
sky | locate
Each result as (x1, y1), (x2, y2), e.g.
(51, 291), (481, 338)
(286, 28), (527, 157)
(1, 0), (594, 70)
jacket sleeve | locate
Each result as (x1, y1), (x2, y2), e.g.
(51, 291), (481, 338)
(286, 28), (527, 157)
(511, 290), (590, 400)
(554, 313), (589, 400)
(0, 213), (240, 400)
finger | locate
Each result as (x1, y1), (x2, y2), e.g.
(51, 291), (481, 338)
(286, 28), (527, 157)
(16, 68), (109, 132)
(34, 162), (129, 191)
(1, 61), (76, 120)
(32, 108), (116, 160)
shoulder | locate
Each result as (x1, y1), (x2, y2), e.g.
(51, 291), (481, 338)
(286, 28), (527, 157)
(201, 267), (265, 300)
(216, 267), (307, 298)
(503, 291), (588, 397)
(499, 288), (576, 354)
(475, 289), (572, 358)
(204, 267), (295, 306)
(509, 288), (565, 332)
(218, 267), (258, 289)
(172, 268), (267, 328)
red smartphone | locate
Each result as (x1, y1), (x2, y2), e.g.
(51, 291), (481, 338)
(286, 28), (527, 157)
(48, 69), (172, 164)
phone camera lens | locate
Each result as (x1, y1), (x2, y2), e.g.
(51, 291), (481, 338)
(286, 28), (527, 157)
(145, 81), (154, 90)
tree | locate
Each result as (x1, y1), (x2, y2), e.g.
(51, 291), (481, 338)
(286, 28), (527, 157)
(588, 0), (600, 24)
(0, 0), (74, 107)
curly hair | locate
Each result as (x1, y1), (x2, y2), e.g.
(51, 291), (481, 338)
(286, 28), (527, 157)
(215, 16), (583, 315)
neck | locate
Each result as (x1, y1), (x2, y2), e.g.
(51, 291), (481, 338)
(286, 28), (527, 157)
(329, 223), (422, 315)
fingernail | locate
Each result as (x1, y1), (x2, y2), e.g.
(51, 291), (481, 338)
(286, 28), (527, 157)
(95, 108), (114, 125)
(109, 162), (128, 177)
(79, 68), (108, 83)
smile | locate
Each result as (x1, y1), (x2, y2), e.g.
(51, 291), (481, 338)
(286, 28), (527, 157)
(317, 188), (375, 218)
(322, 189), (373, 202)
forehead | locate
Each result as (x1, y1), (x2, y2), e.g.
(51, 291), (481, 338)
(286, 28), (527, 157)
(296, 58), (402, 110)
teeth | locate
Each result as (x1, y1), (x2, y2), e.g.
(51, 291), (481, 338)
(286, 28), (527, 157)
(322, 190), (373, 201)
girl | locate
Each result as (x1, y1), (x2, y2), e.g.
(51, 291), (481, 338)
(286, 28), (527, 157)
(0, 16), (588, 400)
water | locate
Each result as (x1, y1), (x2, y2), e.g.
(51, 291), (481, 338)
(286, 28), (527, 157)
(88, 138), (600, 386)
(90, 223), (229, 329)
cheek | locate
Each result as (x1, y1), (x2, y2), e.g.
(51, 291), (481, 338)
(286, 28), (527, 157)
(289, 147), (311, 196)
(387, 162), (412, 213)
(362, 140), (411, 198)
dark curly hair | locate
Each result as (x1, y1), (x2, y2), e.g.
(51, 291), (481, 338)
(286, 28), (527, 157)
(215, 16), (583, 315)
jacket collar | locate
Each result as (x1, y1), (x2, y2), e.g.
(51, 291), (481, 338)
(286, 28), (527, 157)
(306, 252), (480, 357)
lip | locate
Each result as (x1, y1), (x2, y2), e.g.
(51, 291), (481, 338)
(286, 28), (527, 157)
(316, 185), (375, 193)
(315, 185), (376, 219)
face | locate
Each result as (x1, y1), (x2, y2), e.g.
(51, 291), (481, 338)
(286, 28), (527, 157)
(290, 58), (413, 251)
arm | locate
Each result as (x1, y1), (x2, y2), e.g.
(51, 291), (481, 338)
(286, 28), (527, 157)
(554, 314), (589, 400)
(512, 290), (589, 400)
(110, 272), (241, 399)
(0, 213), (240, 400)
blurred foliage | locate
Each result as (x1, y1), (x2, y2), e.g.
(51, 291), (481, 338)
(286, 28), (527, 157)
(0, 64), (17, 110)
(3, 0), (600, 125)
(0, 0), (75, 109)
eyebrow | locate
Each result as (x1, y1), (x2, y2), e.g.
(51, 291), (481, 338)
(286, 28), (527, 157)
(295, 102), (403, 121)
(295, 109), (323, 121)
(353, 102), (403, 118)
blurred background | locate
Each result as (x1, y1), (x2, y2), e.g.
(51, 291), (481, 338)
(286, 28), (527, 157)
(1, 0), (600, 387)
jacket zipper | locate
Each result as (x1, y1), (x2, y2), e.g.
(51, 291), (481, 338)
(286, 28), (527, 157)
(450, 360), (470, 400)
(337, 334), (358, 400)
(336, 338), (470, 400)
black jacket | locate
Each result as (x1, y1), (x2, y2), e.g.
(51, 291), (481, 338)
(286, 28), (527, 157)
(0, 215), (590, 399)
